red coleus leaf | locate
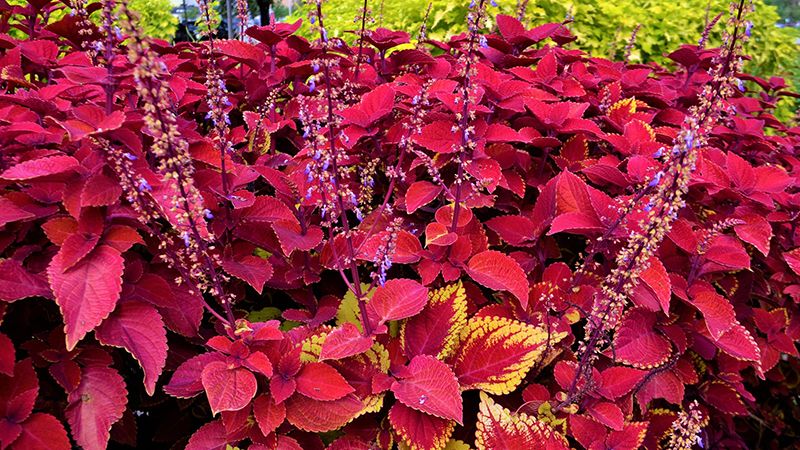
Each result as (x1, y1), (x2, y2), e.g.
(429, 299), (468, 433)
(272, 220), (324, 255)
(201, 361), (258, 415)
(388, 402), (455, 450)
(636, 370), (684, 409)
(714, 323), (761, 364)
(401, 282), (468, 360)
(295, 362), (355, 401)
(466, 250), (529, 307)
(0, 196), (34, 226)
(0, 332), (13, 376)
(95, 301), (167, 396)
(413, 120), (459, 153)
(783, 248), (800, 276)
(613, 308), (671, 369)
(687, 281), (736, 340)
(597, 366), (647, 399)
(253, 394), (286, 436)
(587, 401), (625, 431)
(405, 181), (442, 213)
(0, 358), (38, 426)
(65, 365), (127, 450)
(391, 355), (463, 424)
(476, 392), (570, 449)
(631, 258), (671, 313)
(368, 278), (429, 324)
(319, 323), (374, 361)
(222, 254), (273, 293)
(0, 259), (51, 302)
(164, 352), (226, 398)
(13, 413), (71, 450)
(81, 170), (123, 207)
(605, 421), (649, 450)
(734, 214), (771, 256)
(485, 215), (537, 246)
(0, 155), (80, 180)
(338, 84), (395, 128)
(185, 420), (227, 450)
(48, 244), (124, 351)
(425, 222), (457, 247)
(700, 381), (748, 415)
(451, 316), (560, 394)
(284, 394), (363, 433)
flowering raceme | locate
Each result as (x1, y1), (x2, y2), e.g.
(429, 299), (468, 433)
(0, 0), (798, 449)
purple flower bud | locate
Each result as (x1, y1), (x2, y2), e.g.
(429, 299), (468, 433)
(310, 16), (316, 24)
(181, 232), (191, 247)
(652, 148), (663, 159)
(312, 62), (319, 73)
(137, 178), (152, 192)
(644, 201), (653, 212)
(355, 208), (363, 222)
(737, 79), (745, 92)
(648, 171), (663, 187)
(745, 21), (753, 38)
(479, 36), (488, 48)
(204, 209), (214, 219)
(684, 132), (694, 150)
(322, 160), (329, 171)
(304, 165), (311, 174)
(309, 79), (316, 92)
(322, 29), (328, 42)
(303, 128), (310, 138)
(469, 0), (475, 8)
(123, 152), (137, 161)
(490, 0), (497, 6)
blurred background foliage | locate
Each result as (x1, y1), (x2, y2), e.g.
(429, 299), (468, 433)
(127, 0), (178, 40)
(290, 0), (799, 92)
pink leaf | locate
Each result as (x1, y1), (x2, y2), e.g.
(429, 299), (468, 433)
(688, 281), (736, 341)
(486, 215), (537, 246)
(319, 323), (374, 360)
(253, 394), (286, 436)
(65, 366), (127, 450)
(391, 355), (463, 424)
(48, 245), (124, 351)
(413, 120), (459, 153)
(164, 353), (227, 398)
(0, 332), (14, 376)
(14, 413), (71, 450)
(368, 278), (429, 324)
(295, 362), (355, 401)
(222, 255), (273, 293)
(734, 214), (771, 256)
(613, 308), (671, 369)
(201, 361), (257, 414)
(0, 155), (79, 180)
(0, 259), (51, 302)
(406, 181), (442, 213)
(466, 250), (529, 307)
(95, 301), (167, 396)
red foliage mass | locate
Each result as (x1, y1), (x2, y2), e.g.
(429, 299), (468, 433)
(0, 1), (799, 449)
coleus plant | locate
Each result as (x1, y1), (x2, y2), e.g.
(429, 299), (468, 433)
(0, 0), (799, 449)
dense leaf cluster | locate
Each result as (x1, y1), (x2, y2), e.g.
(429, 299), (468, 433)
(0, 1), (799, 449)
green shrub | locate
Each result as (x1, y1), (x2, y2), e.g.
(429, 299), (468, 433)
(127, 0), (178, 41)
